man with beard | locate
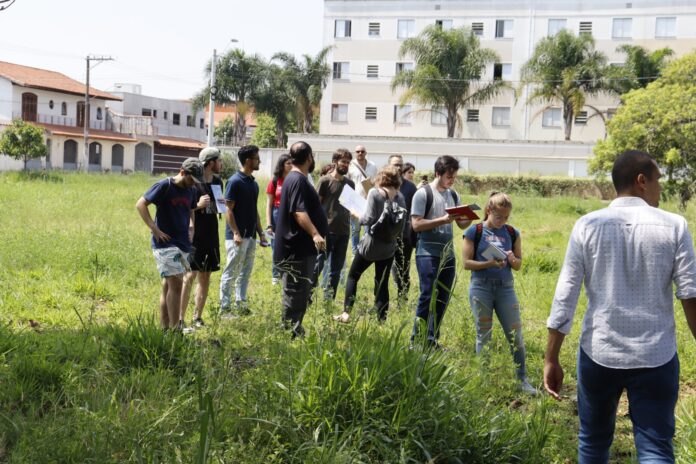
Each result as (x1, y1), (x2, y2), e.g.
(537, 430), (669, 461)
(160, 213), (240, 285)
(273, 141), (328, 338)
(311, 148), (355, 300)
(180, 147), (223, 330)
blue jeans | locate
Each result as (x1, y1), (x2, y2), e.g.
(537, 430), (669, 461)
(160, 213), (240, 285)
(577, 349), (679, 464)
(350, 217), (361, 254)
(412, 255), (456, 343)
(271, 207), (280, 279)
(312, 233), (349, 300)
(219, 238), (256, 310)
(469, 277), (526, 379)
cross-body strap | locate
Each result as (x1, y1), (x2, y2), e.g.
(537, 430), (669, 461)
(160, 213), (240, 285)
(351, 160), (369, 179)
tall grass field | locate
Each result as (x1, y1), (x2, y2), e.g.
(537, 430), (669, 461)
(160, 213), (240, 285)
(0, 171), (695, 463)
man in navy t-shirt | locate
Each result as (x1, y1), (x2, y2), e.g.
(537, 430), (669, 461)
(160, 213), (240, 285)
(136, 157), (205, 330)
(219, 145), (269, 316)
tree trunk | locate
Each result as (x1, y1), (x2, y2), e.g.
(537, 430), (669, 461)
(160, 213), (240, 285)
(446, 109), (456, 138)
(275, 120), (286, 148)
(563, 101), (574, 141)
(303, 108), (313, 133)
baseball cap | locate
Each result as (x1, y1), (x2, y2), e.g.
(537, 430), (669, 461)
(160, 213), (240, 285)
(181, 157), (204, 183)
(199, 146), (221, 164)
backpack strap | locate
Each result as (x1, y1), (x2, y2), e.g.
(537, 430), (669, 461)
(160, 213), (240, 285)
(450, 189), (459, 207)
(506, 225), (517, 244)
(423, 184), (433, 219)
(473, 222), (484, 257)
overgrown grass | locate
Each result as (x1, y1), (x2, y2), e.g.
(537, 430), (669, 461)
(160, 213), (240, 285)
(0, 171), (695, 463)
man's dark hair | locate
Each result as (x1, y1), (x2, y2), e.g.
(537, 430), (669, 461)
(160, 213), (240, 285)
(434, 155), (459, 176)
(332, 148), (352, 164)
(290, 141), (313, 166)
(237, 145), (259, 165)
(611, 150), (658, 193)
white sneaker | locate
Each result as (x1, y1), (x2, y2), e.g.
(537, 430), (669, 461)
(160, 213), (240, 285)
(182, 326), (195, 335)
(271, 277), (279, 286)
(518, 378), (538, 396)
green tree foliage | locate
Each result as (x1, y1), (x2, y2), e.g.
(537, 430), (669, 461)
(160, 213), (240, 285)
(591, 52), (696, 204)
(249, 113), (278, 148)
(0, 119), (47, 170)
(250, 63), (295, 147)
(520, 30), (611, 141)
(214, 115), (236, 145)
(609, 44), (674, 94)
(272, 47), (332, 133)
(391, 25), (506, 138)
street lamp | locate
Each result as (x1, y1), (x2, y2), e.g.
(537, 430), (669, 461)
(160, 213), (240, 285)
(207, 39), (239, 147)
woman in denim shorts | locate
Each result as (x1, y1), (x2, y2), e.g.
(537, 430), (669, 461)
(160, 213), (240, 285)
(462, 192), (536, 395)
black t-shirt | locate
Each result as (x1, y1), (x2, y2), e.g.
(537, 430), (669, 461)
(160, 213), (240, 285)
(317, 175), (355, 235)
(192, 175), (222, 250)
(273, 170), (329, 262)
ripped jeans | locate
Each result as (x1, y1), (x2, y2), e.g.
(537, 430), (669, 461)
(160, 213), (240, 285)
(469, 277), (527, 379)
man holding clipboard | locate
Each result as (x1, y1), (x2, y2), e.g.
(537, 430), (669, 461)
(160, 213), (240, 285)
(346, 145), (377, 254)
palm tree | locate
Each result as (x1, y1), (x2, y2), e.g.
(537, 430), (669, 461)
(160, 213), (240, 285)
(272, 47), (332, 133)
(520, 29), (610, 141)
(391, 25), (507, 138)
(611, 44), (674, 94)
(250, 63), (295, 147)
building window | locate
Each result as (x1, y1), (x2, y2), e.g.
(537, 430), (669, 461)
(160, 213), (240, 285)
(472, 22), (484, 36)
(574, 111), (588, 125)
(333, 62), (349, 79)
(395, 62), (414, 74)
(61, 102), (67, 116)
(368, 22), (381, 37)
(394, 105), (412, 124)
(548, 19), (567, 36)
(173, 113), (180, 125)
(495, 19), (513, 38)
(164, 111), (168, 120)
(96, 107), (103, 120)
(397, 19), (415, 39)
(335, 19), (352, 38)
(655, 17), (676, 38)
(331, 104), (348, 122)
(492, 107), (511, 126)
(431, 107), (447, 125)
(365, 107), (377, 120)
(467, 109), (480, 122)
(200, 118), (205, 129)
(142, 108), (152, 117)
(21, 92), (38, 122)
(435, 19), (453, 31)
(49, 100), (54, 110)
(612, 18), (632, 39)
(542, 108), (562, 127)
(186, 115), (195, 127)
(366, 65), (379, 79)
(493, 63), (512, 80)
(579, 21), (593, 36)
(153, 109), (158, 118)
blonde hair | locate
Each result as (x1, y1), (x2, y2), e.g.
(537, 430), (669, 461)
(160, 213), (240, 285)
(484, 191), (512, 221)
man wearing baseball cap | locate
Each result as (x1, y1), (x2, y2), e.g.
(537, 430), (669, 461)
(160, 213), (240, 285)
(136, 157), (206, 330)
(180, 147), (224, 331)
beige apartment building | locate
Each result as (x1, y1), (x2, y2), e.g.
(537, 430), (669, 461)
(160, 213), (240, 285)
(320, 0), (696, 143)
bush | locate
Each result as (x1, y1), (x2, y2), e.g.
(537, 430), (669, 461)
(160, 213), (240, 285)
(455, 174), (615, 199)
(220, 150), (238, 180)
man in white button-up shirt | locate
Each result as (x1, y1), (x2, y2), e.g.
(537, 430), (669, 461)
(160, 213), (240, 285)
(544, 150), (696, 463)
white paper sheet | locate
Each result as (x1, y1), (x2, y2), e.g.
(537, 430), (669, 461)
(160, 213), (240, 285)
(338, 184), (367, 217)
(210, 184), (227, 214)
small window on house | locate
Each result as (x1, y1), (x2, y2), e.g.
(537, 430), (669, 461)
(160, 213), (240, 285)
(492, 107), (511, 126)
(49, 100), (54, 110)
(655, 17), (676, 38)
(61, 102), (67, 116)
(173, 113), (180, 125)
(394, 105), (412, 124)
(467, 109), (480, 122)
(395, 62), (414, 74)
(331, 104), (348, 122)
(335, 19), (352, 38)
(368, 22), (381, 37)
(186, 115), (195, 127)
(153, 109), (158, 118)
(579, 21), (593, 36)
(493, 63), (512, 80)
(142, 108), (152, 117)
(96, 108), (103, 120)
(333, 62), (349, 79)
(574, 111), (588, 125)
(164, 111), (168, 120)
(548, 19), (567, 36)
(542, 108), (562, 127)
(435, 19), (453, 30)
(612, 18), (632, 38)
(472, 22), (484, 36)
(431, 107), (447, 125)
(366, 65), (379, 79)
(365, 107), (377, 120)
(200, 118), (205, 129)
(495, 19), (513, 38)
(397, 19), (415, 39)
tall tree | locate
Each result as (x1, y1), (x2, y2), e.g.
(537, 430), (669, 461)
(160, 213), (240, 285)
(391, 25), (506, 138)
(609, 44), (674, 94)
(272, 47), (332, 133)
(193, 49), (265, 145)
(520, 30), (610, 140)
(250, 63), (295, 147)
(0, 119), (47, 170)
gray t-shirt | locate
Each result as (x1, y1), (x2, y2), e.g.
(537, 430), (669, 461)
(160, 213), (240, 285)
(358, 188), (406, 261)
(411, 186), (459, 258)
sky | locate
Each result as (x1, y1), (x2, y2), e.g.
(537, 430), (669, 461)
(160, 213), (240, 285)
(0, 0), (325, 99)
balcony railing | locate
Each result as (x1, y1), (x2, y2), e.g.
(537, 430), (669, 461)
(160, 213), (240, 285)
(13, 112), (108, 131)
(12, 109), (157, 137)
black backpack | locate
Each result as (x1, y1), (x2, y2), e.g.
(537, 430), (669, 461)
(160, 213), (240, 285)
(369, 190), (407, 242)
(412, 184), (459, 241)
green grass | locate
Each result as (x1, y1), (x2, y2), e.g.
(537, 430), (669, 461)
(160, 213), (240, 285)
(0, 170), (695, 463)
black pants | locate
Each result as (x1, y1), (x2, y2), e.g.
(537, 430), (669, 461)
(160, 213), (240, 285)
(280, 255), (316, 335)
(391, 237), (413, 299)
(343, 252), (394, 321)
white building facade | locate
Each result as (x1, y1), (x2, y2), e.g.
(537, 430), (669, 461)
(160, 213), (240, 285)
(320, 0), (696, 142)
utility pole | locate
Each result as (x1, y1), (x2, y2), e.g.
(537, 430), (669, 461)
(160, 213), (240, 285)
(207, 49), (217, 147)
(83, 55), (114, 172)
